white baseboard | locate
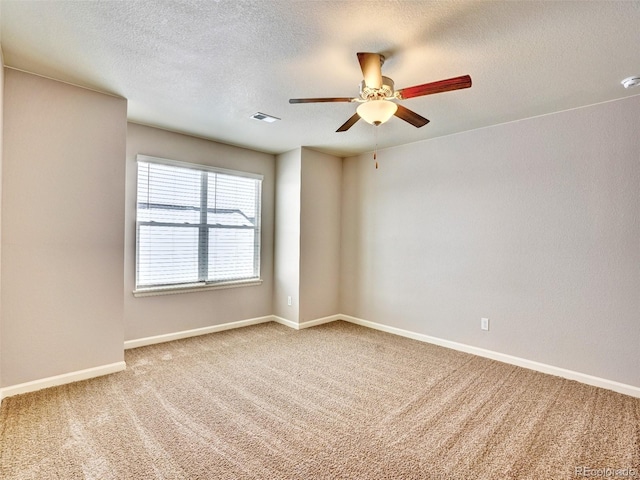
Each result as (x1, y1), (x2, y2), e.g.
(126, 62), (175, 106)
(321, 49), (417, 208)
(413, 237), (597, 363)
(0, 361), (126, 403)
(339, 314), (640, 399)
(124, 315), (274, 349)
(7, 314), (633, 403)
(272, 314), (342, 330)
(125, 314), (339, 350)
(301, 314), (343, 329)
(125, 312), (640, 398)
(271, 315), (299, 329)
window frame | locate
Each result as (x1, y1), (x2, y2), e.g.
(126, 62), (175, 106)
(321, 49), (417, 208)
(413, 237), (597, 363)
(133, 154), (263, 297)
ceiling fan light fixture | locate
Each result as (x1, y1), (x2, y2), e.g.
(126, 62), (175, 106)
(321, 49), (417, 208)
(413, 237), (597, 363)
(289, 52), (471, 132)
(357, 100), (398, 126)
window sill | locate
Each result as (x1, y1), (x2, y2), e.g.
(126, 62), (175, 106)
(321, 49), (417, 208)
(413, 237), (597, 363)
(133, 279), (263, 297)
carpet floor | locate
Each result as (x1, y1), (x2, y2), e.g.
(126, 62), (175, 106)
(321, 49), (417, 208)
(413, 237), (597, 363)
(1, 321), (638, 479)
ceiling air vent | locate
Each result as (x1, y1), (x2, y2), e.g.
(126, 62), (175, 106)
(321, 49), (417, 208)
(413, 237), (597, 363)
(250, 112), (280, 123)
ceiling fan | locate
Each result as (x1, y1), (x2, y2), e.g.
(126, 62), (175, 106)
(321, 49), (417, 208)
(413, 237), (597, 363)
(289, 52), (472, 132)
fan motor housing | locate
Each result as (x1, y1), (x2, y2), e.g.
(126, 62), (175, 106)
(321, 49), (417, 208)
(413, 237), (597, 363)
(360, 76), (395, 101)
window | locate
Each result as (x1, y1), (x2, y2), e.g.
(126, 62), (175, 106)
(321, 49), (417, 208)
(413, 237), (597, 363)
(135, 155), (262, 294)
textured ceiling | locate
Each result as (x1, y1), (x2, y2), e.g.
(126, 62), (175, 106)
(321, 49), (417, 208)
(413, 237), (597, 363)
(2, 1), (640, 157)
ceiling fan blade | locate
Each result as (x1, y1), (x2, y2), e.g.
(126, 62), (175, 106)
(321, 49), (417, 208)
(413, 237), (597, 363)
(357, 52), (383, 90)
(394, 104), (430, 128)
(289, 97), (355, 104)
(336, 113), (361, 132)
(397, 75), (472, 100)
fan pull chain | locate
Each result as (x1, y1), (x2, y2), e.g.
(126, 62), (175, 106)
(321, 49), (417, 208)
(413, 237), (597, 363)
(374, 124), (379, 169)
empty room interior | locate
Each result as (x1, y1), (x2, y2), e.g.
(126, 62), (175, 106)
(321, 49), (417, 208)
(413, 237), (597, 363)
(0, 1), (639, 478)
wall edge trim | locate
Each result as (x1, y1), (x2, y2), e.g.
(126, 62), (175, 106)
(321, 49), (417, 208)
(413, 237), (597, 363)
(6, 313), (635, 402)
(124, 315), (274, 349)
(272, 314), (342, 330)
(271, 315), (299, 329)
(0, 361), (127, 403)
(339, 314), (640, 398)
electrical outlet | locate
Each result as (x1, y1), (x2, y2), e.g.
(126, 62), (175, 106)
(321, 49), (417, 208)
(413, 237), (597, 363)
(481, 318), (489, 331)
(287, 296), (292, 306)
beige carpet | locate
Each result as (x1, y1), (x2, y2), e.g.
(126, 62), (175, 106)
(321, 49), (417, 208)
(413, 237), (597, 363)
(1, 321), (638, 479)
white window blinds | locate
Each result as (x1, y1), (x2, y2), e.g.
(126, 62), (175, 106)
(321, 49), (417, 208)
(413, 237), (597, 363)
(135, 155), (262, 290)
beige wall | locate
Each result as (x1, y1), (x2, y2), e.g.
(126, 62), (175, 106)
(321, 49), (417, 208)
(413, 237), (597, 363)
(299, 148), (342, 322)
(0, 49), (4, 388)
(274, 148), (342, 324)
(1, 64), (635, 393)
(124, 123), (275, 341)
(341, 95), (640, 388)
(1, 69), (127, 386)
(273, 149), (302, 322)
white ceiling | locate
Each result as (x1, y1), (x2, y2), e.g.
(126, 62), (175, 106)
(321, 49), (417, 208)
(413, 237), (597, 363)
(2, 1), (640, 157)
